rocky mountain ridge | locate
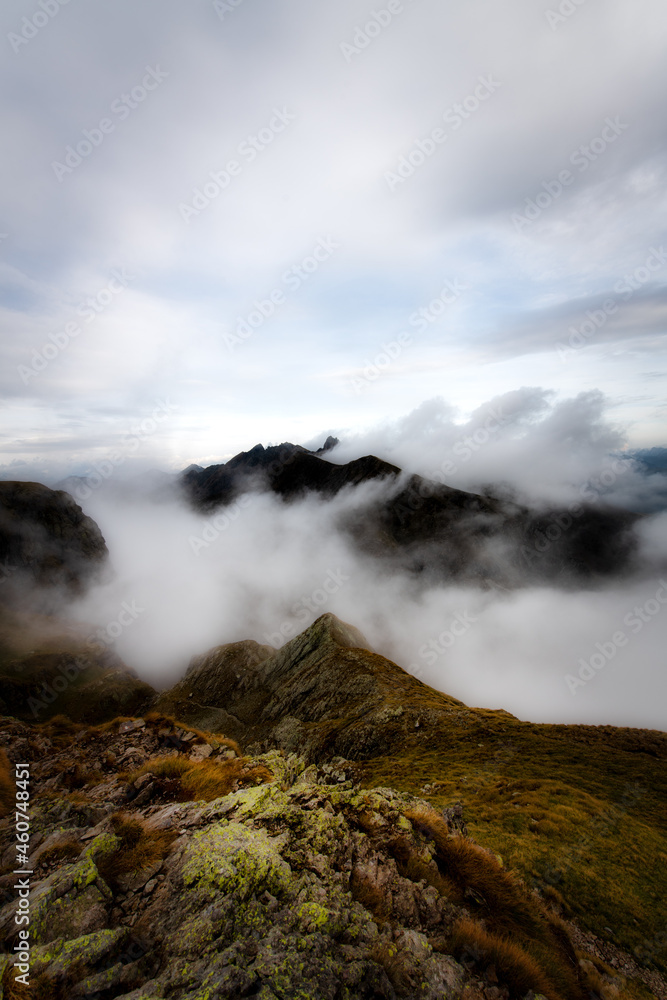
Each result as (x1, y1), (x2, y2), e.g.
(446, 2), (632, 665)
(179, 441), (640, 586)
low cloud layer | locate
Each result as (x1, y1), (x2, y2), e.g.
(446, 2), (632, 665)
(52, 389), (666, 733)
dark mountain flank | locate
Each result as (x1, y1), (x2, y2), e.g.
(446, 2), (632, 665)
(181, 442), (640, 585)
(0, 480), (108, 598)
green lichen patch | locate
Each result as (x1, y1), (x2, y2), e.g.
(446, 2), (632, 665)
(32, 926), (127, 978)
(181, 821), (292, 902)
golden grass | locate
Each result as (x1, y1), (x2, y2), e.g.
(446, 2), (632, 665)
(359, 715), (666, 969)
(127, 754), (272, 802)
(1, 964), (31, 1000)
(451, 917), (563, 1000)
(0, 748), (13, 817)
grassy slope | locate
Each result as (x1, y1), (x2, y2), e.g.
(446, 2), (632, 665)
(356, 677), (666, 970)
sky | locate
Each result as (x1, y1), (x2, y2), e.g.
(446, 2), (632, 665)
(1, 0), (666, 480)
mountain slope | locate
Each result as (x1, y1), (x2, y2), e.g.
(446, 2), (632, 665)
(0, 480), (108, 599)
(156, 613), (667, 970)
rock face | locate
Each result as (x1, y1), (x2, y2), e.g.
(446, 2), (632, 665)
(0, 481), (108, 598)
(180, 442), (640, 585)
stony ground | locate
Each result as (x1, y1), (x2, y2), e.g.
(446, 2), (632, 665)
(0, 714), (663, 1000)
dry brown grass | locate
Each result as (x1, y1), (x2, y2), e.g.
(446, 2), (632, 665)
(128, 754), (272, 802)
(451, 917), (562, 999)
(405, 805), (546, 938)
(96, 811), (176, 892)
(37, 836), (82, 868)
(38, 713), (81, 747)
(1, 963), (30, 1000)
(0, 748), (13, 817)
(405, 805), (585, 1000)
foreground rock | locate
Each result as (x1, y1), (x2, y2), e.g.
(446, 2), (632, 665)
(3, 713), (658, 1000)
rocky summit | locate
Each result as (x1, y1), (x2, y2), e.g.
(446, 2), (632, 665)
(0, 614), (665, 1000)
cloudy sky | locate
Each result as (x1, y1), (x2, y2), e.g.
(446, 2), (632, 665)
(1, 0), (666, 480)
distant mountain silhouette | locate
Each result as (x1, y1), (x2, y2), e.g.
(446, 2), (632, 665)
(181, 440), (639, 585)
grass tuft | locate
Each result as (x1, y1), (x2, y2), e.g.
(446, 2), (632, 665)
(37, 836), (82, 868)
(405, 804), (546, 938)
(96, 811), (176, 892)
(451, 917), (562, 1000)
(128, 754), (272, 802)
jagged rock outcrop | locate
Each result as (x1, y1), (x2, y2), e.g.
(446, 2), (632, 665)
(180, 441), (400, 511)
(0, 481), (108, 599)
